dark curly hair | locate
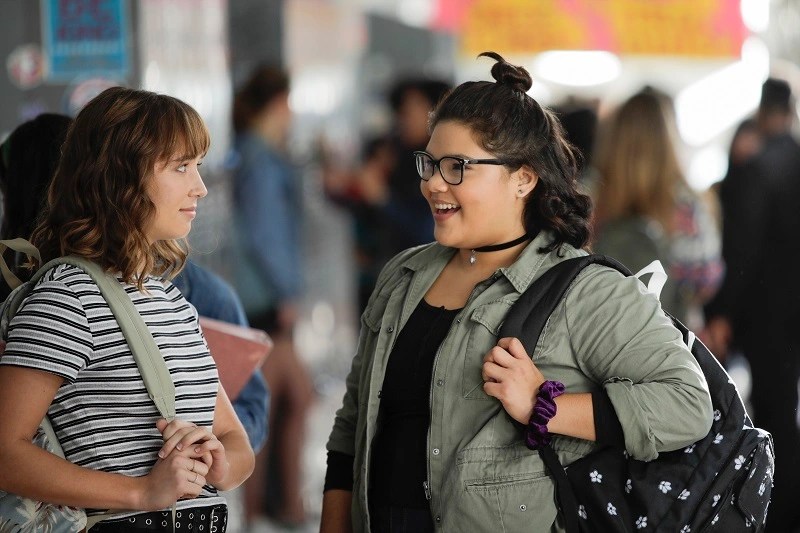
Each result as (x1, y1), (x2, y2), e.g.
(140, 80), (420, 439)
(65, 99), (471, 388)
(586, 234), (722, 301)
(30, 86), (210, 290)
(429, 51), (592, 253)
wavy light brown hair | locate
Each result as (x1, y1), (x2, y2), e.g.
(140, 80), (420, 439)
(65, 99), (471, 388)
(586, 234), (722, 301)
(30, 86), (210, 289)
(429, 52), (592, 253)
(593, 89), (685, 234)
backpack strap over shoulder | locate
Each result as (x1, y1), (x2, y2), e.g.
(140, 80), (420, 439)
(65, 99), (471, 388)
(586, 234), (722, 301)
(498, 254), (633, 533)
(498, 254), (631, 349)
(36, 255), (177, 422)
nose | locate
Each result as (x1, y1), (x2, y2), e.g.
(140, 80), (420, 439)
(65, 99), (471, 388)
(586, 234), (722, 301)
(191, 167), (208, 198)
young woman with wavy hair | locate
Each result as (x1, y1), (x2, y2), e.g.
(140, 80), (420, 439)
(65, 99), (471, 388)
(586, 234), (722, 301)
(592, 89), (723, 325)
(321, 53), (712, 533)
(0, 87), (254, 532)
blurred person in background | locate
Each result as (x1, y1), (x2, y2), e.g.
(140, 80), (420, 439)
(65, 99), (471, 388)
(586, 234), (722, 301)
(592, 88), (723, 327)
(322, 79), (450, 314)
(0, 110), (269, 531)
(705, 119), (762, 236)
(0, 113), (72, 300)
(381, 78), (451, 257)
(323, 136), (397, 313)
(554, 98), (599, 182)
(704, 78), (800, 532)
(230, 65), (314, 529)
(321, 52), (712, 533)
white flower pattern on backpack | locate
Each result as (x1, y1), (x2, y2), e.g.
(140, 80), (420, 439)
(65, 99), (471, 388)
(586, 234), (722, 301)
(590, 470), (603, 483)
(607, 503), (617, 516)
(678, 489), (690, 500)
(712, 494), (721, 507)
(734, 455), (746, 470)
(658, 481), (672, 494)
(578, 505), (587, 519)
(759, 483), (766, 496)
(681, 526), (691, 533)
(636, 516), (648, 529)
(713, 433), (723, 444)
(625, 479), (632, 494)
(684, 444), (696, 454)
(713, 409), (721, 421)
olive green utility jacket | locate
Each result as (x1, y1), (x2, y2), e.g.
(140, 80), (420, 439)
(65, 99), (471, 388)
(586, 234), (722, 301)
(326, 232), (713, 532)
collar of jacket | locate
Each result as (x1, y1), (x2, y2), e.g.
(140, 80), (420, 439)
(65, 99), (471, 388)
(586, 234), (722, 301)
(398, 231), (560, 294)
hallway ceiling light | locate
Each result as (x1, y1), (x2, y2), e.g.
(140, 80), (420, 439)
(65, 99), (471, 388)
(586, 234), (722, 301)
(676, 37), (769, 147)
(532, 51), (621, 87)
(741, 0), (769, 33)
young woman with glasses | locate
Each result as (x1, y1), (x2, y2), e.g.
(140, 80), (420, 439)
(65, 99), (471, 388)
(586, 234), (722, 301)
(321, 52), (713, 533)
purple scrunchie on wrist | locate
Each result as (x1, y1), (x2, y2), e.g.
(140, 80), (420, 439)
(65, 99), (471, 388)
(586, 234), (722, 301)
(525, 380), (566, 450)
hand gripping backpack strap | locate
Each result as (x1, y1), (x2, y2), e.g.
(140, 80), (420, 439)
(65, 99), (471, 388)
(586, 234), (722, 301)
(498, 254), (632, 533)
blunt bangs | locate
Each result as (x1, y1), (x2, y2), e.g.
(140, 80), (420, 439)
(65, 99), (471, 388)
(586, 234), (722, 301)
(154, 99), (211, 164)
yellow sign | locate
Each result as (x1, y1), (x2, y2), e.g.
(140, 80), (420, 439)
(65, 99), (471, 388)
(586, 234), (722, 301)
(460, 0), (746, 57)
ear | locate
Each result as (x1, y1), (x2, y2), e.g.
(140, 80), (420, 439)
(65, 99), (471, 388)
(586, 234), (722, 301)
(513, 166), (538, 198)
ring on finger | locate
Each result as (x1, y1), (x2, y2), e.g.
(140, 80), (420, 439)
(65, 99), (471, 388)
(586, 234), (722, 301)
(193, 472), (198, 484)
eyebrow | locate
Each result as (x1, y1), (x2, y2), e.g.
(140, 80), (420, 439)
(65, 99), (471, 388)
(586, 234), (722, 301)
(423, 151), (473, 160)
(170, 154), (204, 162)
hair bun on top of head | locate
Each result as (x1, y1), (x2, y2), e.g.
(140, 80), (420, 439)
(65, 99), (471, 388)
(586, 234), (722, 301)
(479, 51), (533, 93)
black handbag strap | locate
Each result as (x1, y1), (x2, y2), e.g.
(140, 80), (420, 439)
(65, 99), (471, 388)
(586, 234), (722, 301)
(498, 254), (633, 533)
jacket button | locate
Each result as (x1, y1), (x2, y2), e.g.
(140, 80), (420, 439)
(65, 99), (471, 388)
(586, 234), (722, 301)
(432, 448), (440, 455)
(387, 326), (394, 333)
(456, 318), (462, 324)
(435, 515), (442, 522)
(436, 379), (444, 387)
(519, 504), (527, 511)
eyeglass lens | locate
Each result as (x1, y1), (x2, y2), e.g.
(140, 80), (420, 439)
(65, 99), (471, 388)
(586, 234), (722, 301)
(415, 153), (463, 185)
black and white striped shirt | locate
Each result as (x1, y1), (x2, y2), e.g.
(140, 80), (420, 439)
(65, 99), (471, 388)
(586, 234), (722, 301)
(1, 264), (224, 512)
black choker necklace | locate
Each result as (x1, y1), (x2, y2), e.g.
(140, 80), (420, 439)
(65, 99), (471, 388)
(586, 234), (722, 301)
(469, 233), (532, 265)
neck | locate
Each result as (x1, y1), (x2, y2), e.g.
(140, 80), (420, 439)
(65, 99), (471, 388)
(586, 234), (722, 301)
(457, 232), (534, 269)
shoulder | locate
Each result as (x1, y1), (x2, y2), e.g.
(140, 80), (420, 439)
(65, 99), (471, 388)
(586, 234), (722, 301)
(375, 243), (443, 283)
(363, 243), (445, 309)
(564, 260), (659, 318)
(27, 264), (99, 306)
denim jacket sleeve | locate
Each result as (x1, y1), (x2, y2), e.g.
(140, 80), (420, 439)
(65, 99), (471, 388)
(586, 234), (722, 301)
(233, 369), (269, 452)
(565, 266), (713, 461)
(235, 147), (302, 302)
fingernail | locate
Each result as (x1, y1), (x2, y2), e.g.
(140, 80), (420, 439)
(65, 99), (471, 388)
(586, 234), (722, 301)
(158, 451), (165, 458)
(176, 443), (183, 450)
(195, 447), (202, 453)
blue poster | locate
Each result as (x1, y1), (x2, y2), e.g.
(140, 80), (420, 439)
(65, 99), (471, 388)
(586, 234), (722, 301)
(42, 0), (130, 81)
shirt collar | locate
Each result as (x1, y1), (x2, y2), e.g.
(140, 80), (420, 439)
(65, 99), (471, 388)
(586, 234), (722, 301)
(397, 231), (565, 294)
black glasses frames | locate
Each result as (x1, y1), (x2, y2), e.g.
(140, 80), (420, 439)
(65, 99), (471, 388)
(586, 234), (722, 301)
(413, 150), (507, 185)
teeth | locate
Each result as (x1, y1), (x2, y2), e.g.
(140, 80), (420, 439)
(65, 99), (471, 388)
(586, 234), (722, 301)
(434, 203), (460, 210)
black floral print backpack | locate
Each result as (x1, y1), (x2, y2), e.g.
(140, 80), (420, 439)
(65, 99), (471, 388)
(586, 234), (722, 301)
(499, 255), (774, 532)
